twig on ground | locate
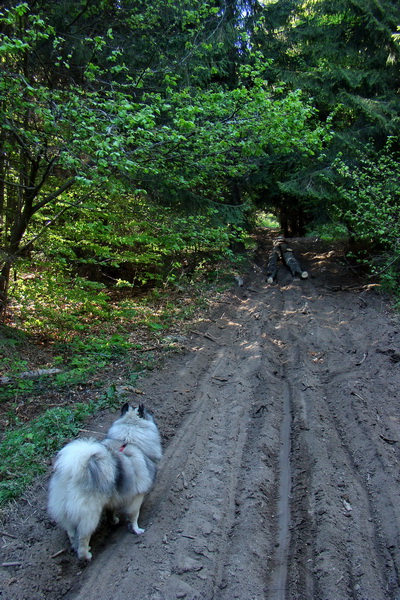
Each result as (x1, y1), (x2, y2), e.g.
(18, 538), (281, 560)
(0, 368), (62, 385)
(0, 531), (18, 539)
(50, 549), (66, 559)
(356, 352), (368, 365)
(190, 330), (225, 346)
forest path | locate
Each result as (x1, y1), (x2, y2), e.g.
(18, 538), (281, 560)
(1, 237), (400, 600)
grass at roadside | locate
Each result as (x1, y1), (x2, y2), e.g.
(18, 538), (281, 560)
(0, 257), (244, 508)
(0, 392), (120, 505)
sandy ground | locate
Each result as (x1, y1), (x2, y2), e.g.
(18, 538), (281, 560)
(1, 237), (400, 600)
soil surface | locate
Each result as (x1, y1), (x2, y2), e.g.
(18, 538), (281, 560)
(1, 237), (400, 600)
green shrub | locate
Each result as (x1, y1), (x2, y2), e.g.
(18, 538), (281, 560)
(332, 138), (400, 293)
(0, 404), (93, 504)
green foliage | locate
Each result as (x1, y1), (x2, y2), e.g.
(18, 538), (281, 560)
(10, 267), (110, 336)
(38, 202), (241, 287)
(1, 0), (399, 334)
(53, 334), (134, 388)
(0, 1), (330, 313)
(332, 137), (400, 291)
(247, 0), (400, 227)
(333, 139), (400, 244)
(255, 212), (280, 229)
(307, 222), (348, 242)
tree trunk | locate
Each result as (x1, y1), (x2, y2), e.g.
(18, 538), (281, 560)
(265, 247), (280, 283)
(279, 205), (306, 237)
(0, 261), (11, 318)
(280, 242), (308, 279)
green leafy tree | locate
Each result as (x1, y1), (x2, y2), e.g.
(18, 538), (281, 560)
(331, 138), (400, 288)
(0, 1), (329, 314)
(245, 0), (400, 233)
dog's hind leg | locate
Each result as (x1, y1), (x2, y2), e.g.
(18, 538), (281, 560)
(106, 508), (120, 525)
(75, 511), (101, 561)
(77, 534), (92, 561)
(126, 493), (145, 535)
(66, 525), (78, 552)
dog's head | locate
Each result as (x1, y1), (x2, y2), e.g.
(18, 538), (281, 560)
(120, 402), (151, 421)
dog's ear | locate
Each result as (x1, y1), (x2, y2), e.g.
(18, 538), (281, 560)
(138, 403), (145, 418)
(121, 403), (130, 416)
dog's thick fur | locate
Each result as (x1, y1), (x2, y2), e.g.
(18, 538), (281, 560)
(48, 403), (162, 560)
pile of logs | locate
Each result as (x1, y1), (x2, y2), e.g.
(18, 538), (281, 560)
(266, 240), (308, 283)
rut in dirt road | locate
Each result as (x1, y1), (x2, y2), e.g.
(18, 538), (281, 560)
(1, 239), (400, 600)
(66, 284), (283, 600)
(64, 245), (400, 600)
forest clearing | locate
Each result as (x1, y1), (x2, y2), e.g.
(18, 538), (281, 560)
(1, 236), (400, 600)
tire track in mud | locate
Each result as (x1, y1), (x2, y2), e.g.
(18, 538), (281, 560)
(63, 275), (400, 600)
(272, 277), (400, 600)
(3, 240), (400, 600)
(267, 373), (292, 600)
(149, 295), (287, 600)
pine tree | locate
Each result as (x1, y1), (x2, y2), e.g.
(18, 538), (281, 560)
(248, 0), (400, 234)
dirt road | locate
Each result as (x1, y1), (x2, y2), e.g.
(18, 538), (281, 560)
(1, 238), (400, 600)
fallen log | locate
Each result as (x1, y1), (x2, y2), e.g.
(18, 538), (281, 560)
(0, 368), (62, 385)
(265, 248), (280, 283)
(280, 243), (308, 279)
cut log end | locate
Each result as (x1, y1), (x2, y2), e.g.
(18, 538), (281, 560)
(266, 240), (308, 283)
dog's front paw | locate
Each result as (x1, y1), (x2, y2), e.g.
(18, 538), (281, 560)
(128, 523), (145, 535)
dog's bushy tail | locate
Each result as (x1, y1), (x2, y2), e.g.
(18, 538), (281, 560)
(54, 438), (117, 495)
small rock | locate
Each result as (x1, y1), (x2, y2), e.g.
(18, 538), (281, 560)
(173, 557), (203, 575)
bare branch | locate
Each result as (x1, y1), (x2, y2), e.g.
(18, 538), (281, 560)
(31, 176), (76, 214)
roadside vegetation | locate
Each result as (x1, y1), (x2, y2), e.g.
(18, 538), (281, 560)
(0, 233), (252, 506)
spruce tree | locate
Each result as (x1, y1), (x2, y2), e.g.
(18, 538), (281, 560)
(249, 0), (400, 234)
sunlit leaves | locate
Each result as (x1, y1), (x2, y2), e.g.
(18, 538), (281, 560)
(0, 0), (332, 310)
(331, 138), (400, 290)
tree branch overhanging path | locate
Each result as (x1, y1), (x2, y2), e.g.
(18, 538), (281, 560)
(1, 0), (399, 316)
